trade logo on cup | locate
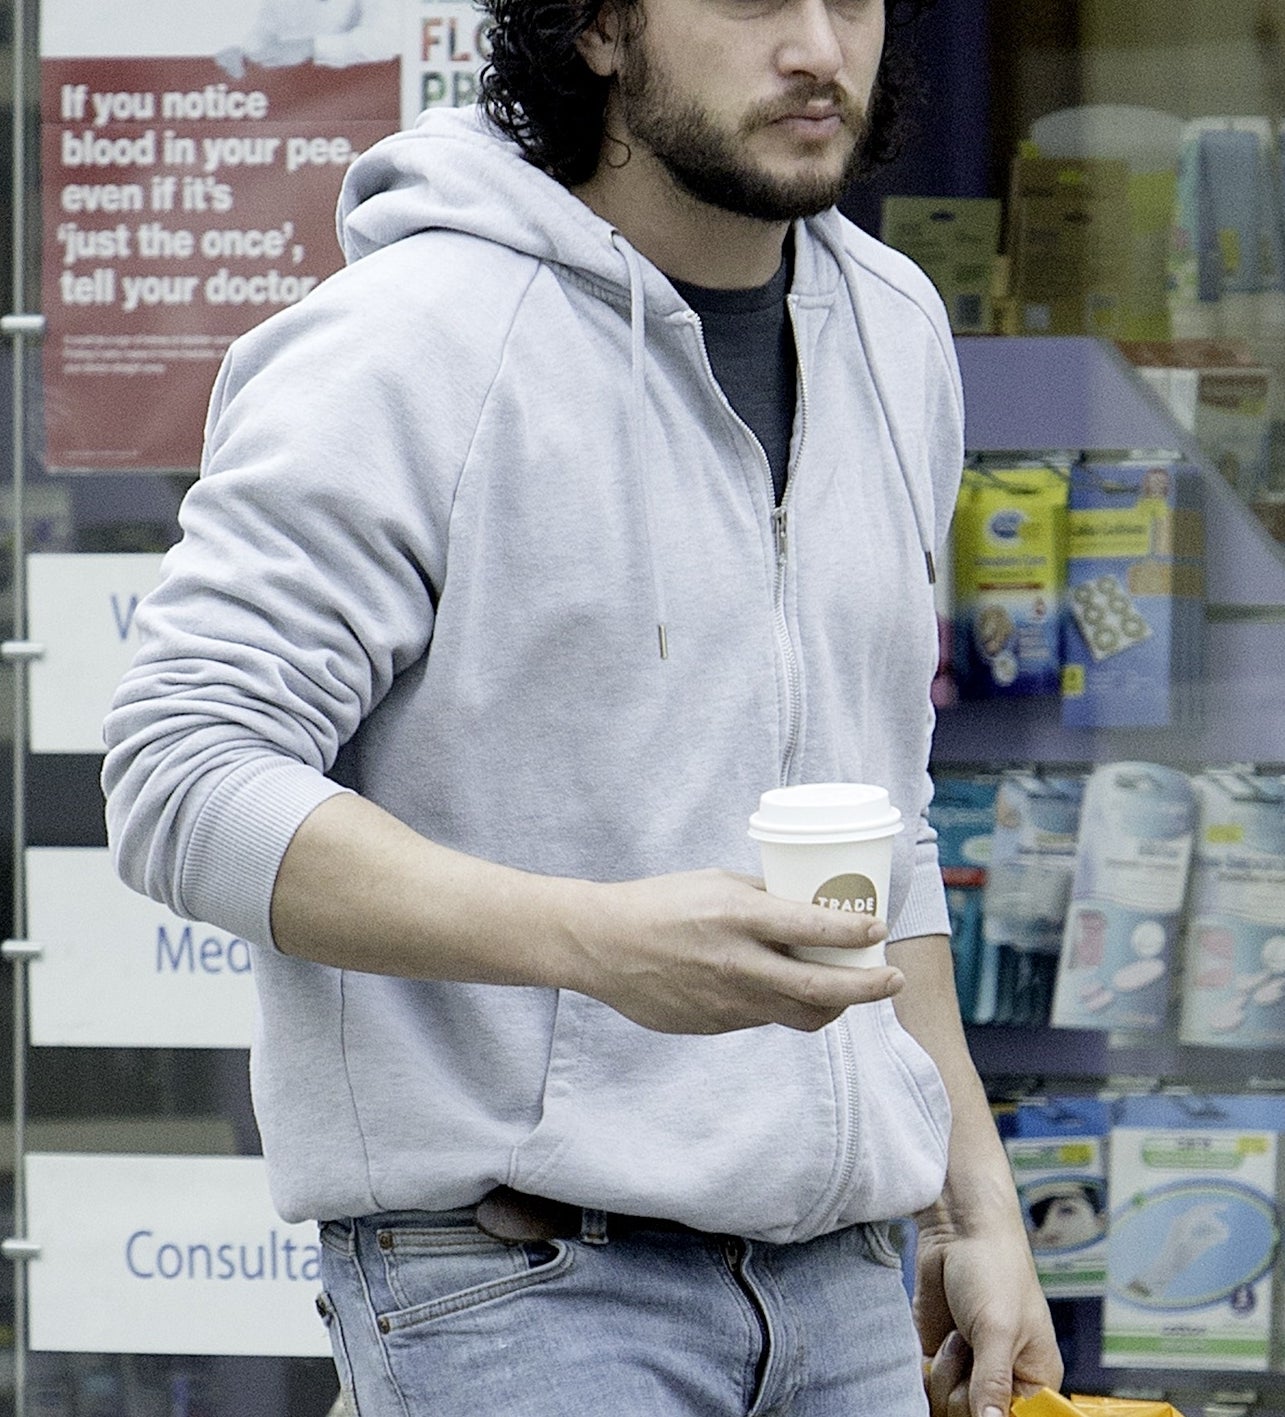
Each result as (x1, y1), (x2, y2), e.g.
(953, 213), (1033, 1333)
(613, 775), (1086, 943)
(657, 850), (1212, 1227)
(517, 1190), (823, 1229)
(812, 872), (880, 917)
(749, 783), (904, 969)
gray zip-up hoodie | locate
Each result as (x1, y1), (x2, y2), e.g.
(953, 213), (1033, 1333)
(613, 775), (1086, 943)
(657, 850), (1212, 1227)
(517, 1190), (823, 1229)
(103, 105), (964, 1243)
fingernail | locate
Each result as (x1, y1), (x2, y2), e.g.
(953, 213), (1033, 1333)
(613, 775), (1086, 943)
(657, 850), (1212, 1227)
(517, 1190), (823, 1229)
(939, 1330), (964, 1358)
(983, 1406), (1005, 1417)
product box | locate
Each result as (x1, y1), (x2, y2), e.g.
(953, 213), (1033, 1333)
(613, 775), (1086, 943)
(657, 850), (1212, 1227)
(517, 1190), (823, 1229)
(1004, 155), (1133, 336)
(1060, 459), (1205, 730)
(953, 464), (1068, 699)
(1178, 770), (1285, 1049)
(1005, 1097), (1110, 1298)
(928, 774), (1000, 1022)
(1105, 1124), (1278, 1371)
(1172, 119), (1282, 306)
(1050, 762), (1196, 1033)
(977, 771), (1084, 1026)
(881, 196), (1002, 334)
(1119, 340), (1271, 498)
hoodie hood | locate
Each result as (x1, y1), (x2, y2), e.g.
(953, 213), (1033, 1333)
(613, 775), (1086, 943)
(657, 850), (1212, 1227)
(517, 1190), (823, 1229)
(338, 104), (636, 297)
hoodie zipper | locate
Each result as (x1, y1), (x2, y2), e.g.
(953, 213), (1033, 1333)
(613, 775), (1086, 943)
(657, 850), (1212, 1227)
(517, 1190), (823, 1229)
(684, 309), (804, 787)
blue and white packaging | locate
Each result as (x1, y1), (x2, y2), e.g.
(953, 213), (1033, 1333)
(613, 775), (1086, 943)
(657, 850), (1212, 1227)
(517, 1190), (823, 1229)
(1005, 1097), (1110, 1298)
(1106, 1117), (1280, 1371)
(1061, 459), (1205, 730)
(1178, 770), (1285, 1049)
(929, 774), (1000, 1023)
(977, 772), (1084, 1026)
(1051, 762), (1197, 1031)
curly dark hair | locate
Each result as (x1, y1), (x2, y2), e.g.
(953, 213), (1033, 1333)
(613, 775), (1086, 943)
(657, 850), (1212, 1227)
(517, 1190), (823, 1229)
(479, 1), (935, 187)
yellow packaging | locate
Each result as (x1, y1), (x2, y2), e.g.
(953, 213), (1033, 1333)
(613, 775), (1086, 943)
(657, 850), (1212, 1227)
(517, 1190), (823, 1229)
(951, 465), (1068, 697)
(1012, 1393), (1184, 1417)
(881, 196), (1002, 333)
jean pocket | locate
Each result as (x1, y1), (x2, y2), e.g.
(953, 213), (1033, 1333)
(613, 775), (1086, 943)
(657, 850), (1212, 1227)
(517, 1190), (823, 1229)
(373, 1220), (574, 1333)
(856, 1219), (905, 1270)
(315, 1289), (359, 1413)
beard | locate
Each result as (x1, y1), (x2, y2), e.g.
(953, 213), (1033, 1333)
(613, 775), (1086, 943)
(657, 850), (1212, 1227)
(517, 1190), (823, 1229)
(614, 25), (872, 222)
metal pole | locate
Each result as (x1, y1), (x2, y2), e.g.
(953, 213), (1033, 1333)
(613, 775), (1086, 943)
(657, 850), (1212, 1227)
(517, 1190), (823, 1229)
(7, 1), (36, 1413)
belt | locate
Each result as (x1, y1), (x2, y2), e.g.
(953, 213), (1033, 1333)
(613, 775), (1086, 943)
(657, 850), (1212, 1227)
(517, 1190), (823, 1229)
(474, 1185), (700, 1246)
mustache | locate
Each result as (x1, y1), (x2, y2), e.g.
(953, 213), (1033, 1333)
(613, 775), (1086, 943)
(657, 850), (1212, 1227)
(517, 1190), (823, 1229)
(744, 83), (867, 130)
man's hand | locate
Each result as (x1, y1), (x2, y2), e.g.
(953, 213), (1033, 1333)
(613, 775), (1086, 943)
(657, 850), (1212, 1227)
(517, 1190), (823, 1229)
(571, 869), (902, 1034)
(917, 1218), (1062, 1417)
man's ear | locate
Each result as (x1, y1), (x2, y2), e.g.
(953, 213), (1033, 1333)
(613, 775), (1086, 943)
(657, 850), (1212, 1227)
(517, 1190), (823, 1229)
(575, 1), (626, 78)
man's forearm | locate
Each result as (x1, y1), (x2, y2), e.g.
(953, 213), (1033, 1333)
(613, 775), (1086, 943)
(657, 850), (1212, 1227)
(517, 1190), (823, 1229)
(269, 791), (589, 986)
(268, 791), (908, 1036)
(885, 933), (1023, 1233)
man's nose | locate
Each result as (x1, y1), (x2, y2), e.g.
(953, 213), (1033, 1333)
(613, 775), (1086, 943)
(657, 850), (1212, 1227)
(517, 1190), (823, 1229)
(776, 0), (846, 82)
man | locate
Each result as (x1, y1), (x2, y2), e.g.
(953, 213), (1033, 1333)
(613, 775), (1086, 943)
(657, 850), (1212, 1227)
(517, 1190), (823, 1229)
(103, 1), (1062, 1414)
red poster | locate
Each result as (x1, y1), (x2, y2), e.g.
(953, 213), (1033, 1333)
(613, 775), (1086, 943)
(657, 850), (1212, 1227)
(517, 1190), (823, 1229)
(41, 54), (400, 471)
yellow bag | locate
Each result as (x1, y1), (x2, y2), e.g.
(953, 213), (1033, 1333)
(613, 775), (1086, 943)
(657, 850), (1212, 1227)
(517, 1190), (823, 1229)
(1012, 1393), (1183, 1417)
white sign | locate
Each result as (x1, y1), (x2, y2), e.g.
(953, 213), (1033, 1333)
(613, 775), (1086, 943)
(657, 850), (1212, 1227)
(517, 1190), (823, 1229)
(27, 1153), (331, 1357)
(27, 552), (164, 753)
(402, 1), (488, 125)
(27, 848), (255, 1047)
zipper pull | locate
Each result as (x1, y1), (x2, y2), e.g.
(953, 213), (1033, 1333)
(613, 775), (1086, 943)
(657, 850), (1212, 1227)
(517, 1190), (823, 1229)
(772, 505), (788, 562)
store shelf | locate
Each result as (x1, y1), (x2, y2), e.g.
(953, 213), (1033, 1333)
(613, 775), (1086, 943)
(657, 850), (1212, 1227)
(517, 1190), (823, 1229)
(954, 335), (1285, 608)
(939, 336), (1285, 767)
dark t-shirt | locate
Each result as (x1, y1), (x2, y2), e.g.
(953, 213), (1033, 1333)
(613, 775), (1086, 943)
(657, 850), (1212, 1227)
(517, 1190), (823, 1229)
(669, 258), (797, 505)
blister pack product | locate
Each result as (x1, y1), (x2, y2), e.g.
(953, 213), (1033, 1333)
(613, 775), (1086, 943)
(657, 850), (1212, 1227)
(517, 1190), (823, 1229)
(1061, 460), (1205, 730)
(1051, 763), (1196, 1032)
(952, 464), (1068, 699)
(929, 775), (1000, 1022)
(1067, 575), (1152, 661)
(1178, 770), (1285, 1048)
(977, 772), (1084, 1026)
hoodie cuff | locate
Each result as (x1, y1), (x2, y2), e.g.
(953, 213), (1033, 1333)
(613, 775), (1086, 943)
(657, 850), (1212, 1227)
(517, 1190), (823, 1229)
(889, 842), (950, 943)
(179, 757), (352, 950)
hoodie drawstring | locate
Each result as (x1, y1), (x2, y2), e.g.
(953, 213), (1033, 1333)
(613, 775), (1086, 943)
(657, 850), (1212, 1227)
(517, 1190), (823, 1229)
(837, 259), (939, 588)
(613, 233), (671, 659)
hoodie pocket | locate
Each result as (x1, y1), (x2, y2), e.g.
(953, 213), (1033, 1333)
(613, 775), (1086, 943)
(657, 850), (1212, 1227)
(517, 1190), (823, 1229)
(823, 998), (952, 1234)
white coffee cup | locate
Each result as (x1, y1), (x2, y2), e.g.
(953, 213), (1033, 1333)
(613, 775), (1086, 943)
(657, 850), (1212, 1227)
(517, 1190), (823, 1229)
(748, 783), (904, 968)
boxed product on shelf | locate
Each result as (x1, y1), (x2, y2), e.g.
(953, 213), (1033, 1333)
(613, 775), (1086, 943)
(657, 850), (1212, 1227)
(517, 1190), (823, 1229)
(1117, 339), (1271, 499)
(1171, 119), (1283, 307)
(1104, 1119), (1279, 1372)
(976, 771), (1084, 1026)
(952, 463), (1069, 699)
(1060, 458), (1205, 730)
(1003, 154), (1133, 336)
(1050, 762), (1197, 1032)
(1178, 769), (1285, 1049)
(928, 774), (1000, 1022)
(880, 196), (1003, 334)
(1004, 1096), (1110, 1298)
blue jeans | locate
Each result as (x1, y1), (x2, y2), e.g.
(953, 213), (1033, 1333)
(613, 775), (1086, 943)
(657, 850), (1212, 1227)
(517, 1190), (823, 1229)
(317, 1207), (928, 1416)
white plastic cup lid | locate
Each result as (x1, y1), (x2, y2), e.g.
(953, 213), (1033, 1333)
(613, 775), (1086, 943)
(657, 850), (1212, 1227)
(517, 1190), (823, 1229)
(748, 783), (904, 844)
